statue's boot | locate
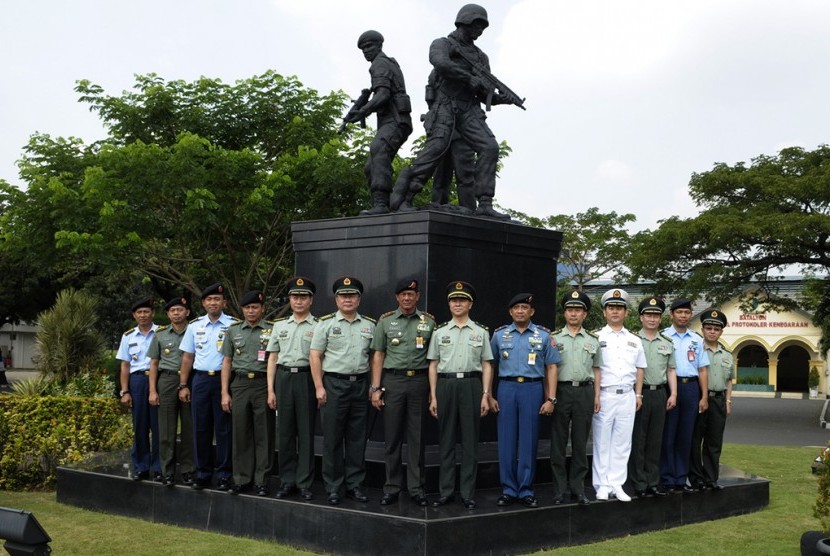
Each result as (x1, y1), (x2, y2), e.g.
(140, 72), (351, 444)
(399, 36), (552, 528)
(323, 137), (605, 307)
(475, 196), (511, 220)
(390, 168), (412, 211)
(360, 191), (390, 216)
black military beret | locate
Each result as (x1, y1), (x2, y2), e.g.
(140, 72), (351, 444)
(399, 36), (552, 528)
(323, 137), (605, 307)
(395, 278), (419, 294)
(508, 293), (534, 308)
(201, 283), (225, 299)
(638, 296), (666, 315)
(163, 297), (189, 312)
(447, 280), (476, 302)
(333, 276), (363, 295)
(701, 308), (727, 327)
(287, 276), (315, 295)
(562, 290), (591, 311)
(130, 297), (154, 313)
(670, 298), (693, 311)
(239, 290), (265, 306)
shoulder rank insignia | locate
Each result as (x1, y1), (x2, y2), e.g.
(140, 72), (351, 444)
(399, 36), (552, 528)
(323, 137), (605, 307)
(320, 313), (336, 321)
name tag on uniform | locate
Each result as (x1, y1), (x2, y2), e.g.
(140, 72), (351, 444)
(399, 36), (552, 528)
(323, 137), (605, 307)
(416, 337), (424, 349)
(257, 350), (266, 362)
(528, 352), (536, 365)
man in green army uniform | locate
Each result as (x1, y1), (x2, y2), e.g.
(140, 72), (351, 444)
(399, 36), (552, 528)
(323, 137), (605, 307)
(370, 278), (436, 506)
(266, 277), (318, 500)
(427, 281), (494, 510)
(628, 296), (677, 497)
(310, 276), (375, 505)
(690, 309), (734, 490)
(220, 290), (274, 496)
(149, 296), (195, 487)
(550, 290), (601, 505)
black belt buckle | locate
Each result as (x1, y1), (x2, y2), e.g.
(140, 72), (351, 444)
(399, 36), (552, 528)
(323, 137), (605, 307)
(571, 381), (580, 387)
(517, 376), (526, 383)
(615, 388), (624, 394)
(406, 370), (416, 377)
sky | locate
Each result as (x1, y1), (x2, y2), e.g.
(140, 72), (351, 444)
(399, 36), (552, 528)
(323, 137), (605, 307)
(2, 0), (829, 232)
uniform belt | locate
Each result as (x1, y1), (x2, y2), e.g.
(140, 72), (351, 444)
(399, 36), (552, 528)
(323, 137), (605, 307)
(131, 370), (150, 376)
(278, 364), (310, 373)
(195, 369), (220, 376)
(159, 368), (180, 376)
(385, 368), (428, 377)
(600, 385), (633, 394)
(438, 372), (481, 379)
(679, 376), (698, 383)
(235, 371), (266, 379)
(645, 383), (666, 391)
(325, 372), (368, 382)
(708, 390), (725, 398)
(501, 376), (543, 383)
(558, 380), (593, 387)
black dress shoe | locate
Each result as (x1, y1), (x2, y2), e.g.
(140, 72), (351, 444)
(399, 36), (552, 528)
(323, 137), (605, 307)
(576, 494), (591, 506)
(132, 471), (149, 481)
(163, 475), (176, 487)
(255, 484), (269, 497)
(228, 483), (242, 495)
(410, 494), (428, 507)
(521, 496), (538, 508)
(216, 477), (232, 491)
(380, 492), (399, 505)
(275, 485), (297, 499)
(497, 494), (515, 506)
(153, 472), (163, 482)
(300, 488), (314, 500)
(180, 472), (194, 486)
(192, 478), (209, 490)
(635, 489), (648, 498)
(553, 494), (565, 505)
(711, 482), (724, 491)
(649, 486), (667, 497)
(462, 498), (477, 509)
(680, 484), (696, 493)
(432, 495), (455, 507)
(346, 487), (369, 503)
(327, 492), (340, 505)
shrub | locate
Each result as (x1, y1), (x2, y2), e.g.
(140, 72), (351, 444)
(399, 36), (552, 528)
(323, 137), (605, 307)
(810, 367), (821, 389)
(738, 375), (768, 385)
(0, 394), (131, 490)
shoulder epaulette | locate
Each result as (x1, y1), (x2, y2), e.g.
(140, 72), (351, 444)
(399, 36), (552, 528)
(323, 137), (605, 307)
(422, 311), (435, 320)
(494, 324), (509, 333)
(380, 310), (396, 319)
(535, 324), (551, 333)
(718, 341), (731, 352)
(436, 321), (450, 330)
(265, 320), (275, 326)
(362, 315), (377, 324)
(660, 333), (674, 343)
(228, 321), (243, 327)
(229, 316), (241, 322)
(474, 321), (489, 332)
(123, 327), (136, 336)
(320, 312), (336, 321)
(551, 329), (561, 335)
(156, 325), (169, 332)
(587, 330), (600, 339)
(274, 316), (289, 322)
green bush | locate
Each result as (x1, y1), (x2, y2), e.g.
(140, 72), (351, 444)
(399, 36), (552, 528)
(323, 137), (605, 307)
(0, 394), (131, 490)
(737, 375), (768, 385)
(12, 371), (116, 398)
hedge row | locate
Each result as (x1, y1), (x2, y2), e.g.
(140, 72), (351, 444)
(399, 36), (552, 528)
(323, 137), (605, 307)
(0, 395), (132, 490)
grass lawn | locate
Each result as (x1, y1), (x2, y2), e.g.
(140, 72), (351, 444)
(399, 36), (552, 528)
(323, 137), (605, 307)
(0, 443), (823, 555)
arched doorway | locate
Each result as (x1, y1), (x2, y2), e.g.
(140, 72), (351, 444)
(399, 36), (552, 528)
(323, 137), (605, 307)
(777, 345), (811, 392)
(736, 344), (769, 384)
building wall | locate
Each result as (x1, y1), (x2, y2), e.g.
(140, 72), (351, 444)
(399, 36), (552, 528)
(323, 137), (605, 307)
(0, 322), (39, 370)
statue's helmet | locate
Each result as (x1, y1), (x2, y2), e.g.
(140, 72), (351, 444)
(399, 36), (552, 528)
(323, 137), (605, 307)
(357, 30), (384, 48)
(455, 4), (489, 28)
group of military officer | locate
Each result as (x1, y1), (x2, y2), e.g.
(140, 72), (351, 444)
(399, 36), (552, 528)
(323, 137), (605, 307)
(117, 278), (734, 507)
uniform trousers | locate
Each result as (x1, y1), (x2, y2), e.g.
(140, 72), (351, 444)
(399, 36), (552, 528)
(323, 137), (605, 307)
(689, 394), (727, 486)
(191, 371), (232, 481)
(660, 379), (700, 487)
(497, 379), (543, 498)
(436, 375), (483, 500)
(366, 120), (412, 193)
(627, 386), (667, 491)
(592, 388), (635, 492)
(230, 375), (274, 486)
(276, 368), (316, 489)
(129, 372), (160, 474)
(381, 371), (428, 496)
(550, 383), (594, 496)
(320, 374), (369, 493)
(156, 371), (194, 477)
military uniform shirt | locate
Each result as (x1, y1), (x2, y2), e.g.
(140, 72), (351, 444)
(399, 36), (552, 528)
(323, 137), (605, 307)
(490, 322), (560, 378)
(222, 319), (272, 373)
(705, 343), (735, 392)
(147, 325), (187, 371)
(117, 324), (159, 373)
(551, 327), (602, 382)
(637, 330), (676, 385)
(371, 308), (436, 369)
(266, 314), (317, 366)
(426, 319), (493, 373)
(662, 326), (710, 377)
(597, 325), (647, 386)
(180, 313), (237, 371)
(309, 311), (375, 374)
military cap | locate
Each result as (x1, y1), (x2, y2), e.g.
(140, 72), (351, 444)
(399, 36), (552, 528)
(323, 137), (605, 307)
(163, 297), (189, 312)
(562, 290), (591, 311)
(455, 4), (489, 28)
(447, 280), (476, 302)
(508, 293), (534, 308)
(638, 296), (666, 315)
(239, 290), (265, 306)
(601, 288), (629, 308)
(201, 283), (225, 299)
(333, 276), (363, 295)
(287, 276), (315, 295)
(670, 298), (693, 311)
(357, 30), (384, 48)
(701, 308), (727, 327)
(395, 278), (419, 294)
(130, 297), (155, 313)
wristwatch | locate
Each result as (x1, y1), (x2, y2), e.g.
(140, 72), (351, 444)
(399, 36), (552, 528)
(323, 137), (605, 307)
(119, 390), (131, 397)
(177, 384), (189, 391)
(547, 397), (557, 405)
(369, 385), (382, 393)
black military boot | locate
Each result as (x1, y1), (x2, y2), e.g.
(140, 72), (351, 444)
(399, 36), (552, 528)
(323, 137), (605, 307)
(475, 196), (511, 219)
(359, 191), (390, 216)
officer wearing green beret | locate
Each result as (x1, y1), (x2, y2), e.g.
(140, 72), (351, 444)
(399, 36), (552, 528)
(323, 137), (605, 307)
(627, 296), (676, 497)
(148, 297), (195, 487)
(370, 278), (436, 506)
(266, 277), (318, 500)
(690, 309), (734, 490)
(550, 290), (601, 505)
(221, 290), (275, 496)
(427, 281), (494, 510)
(310, 276), (376, 505)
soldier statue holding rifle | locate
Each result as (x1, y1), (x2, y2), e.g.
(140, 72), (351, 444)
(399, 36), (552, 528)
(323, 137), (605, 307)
(390, 3), (525, 220)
